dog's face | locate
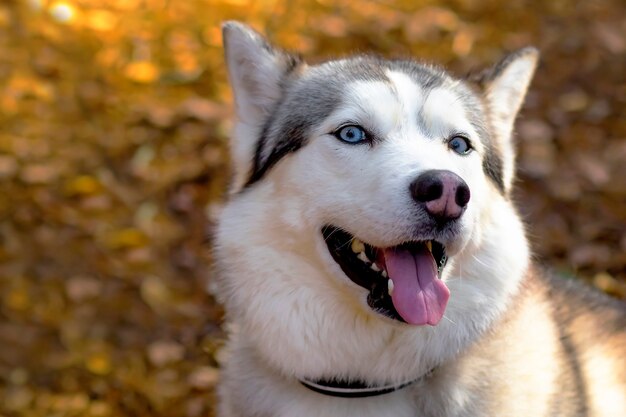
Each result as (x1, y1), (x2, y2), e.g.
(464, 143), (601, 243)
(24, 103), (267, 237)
(216, 22), (536, 382)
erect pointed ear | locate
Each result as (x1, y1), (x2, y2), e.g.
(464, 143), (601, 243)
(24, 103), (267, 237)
(222, 21), (301, 124)
(477, 47), (539, 192)
(222, 21), (302, 190)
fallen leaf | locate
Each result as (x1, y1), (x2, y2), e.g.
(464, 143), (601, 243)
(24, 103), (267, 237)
(147, 341), (186, 367)
(125, 61), (160, 83)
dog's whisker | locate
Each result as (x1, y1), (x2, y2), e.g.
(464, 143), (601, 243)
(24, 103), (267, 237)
(337, 238), (353, 251)
(470, 254), (494, 269)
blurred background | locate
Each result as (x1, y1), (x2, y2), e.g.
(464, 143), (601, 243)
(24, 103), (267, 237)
(0, 0), (624, 416)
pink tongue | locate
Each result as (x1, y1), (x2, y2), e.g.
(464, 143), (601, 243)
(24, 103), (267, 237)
(383, 246), (450, 326)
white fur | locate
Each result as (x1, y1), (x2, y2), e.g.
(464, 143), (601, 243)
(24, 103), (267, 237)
(483, 50), (539, 191)
(215, 24), (540, 415)
(421, 86), (474, 140)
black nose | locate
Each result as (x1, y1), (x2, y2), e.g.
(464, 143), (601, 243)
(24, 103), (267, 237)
(410, 170), (470, 221)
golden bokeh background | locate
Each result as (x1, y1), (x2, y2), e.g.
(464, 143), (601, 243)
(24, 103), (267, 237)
(0, 0), (625, 416)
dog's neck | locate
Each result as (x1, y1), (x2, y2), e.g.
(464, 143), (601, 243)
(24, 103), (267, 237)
(299, 368), (435, 398)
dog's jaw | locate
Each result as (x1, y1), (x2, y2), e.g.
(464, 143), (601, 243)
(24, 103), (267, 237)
(321, 225), (450, 325)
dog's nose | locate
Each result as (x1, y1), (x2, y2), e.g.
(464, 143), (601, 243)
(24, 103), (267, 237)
(410, 170), (470, 221)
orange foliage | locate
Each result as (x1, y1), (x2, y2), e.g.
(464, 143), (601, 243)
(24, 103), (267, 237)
(0, 1), (624, 416)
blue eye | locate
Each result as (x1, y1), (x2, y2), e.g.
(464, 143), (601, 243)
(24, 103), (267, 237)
(335, 125), (367, 144)
(448, 136), (471, 155)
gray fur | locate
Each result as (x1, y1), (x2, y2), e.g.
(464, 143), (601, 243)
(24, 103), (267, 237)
(243, 53), (506, 192)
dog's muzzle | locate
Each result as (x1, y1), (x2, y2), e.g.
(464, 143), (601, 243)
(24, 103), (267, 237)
(322, 226), (450, 326)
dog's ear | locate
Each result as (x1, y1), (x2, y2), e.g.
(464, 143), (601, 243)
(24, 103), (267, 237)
(222, 22), (302, 190)
(222, 21), (300, 124)
(476, 47), (539, 192)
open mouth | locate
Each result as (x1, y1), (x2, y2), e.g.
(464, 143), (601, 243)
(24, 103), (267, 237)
(322, 225), (450, 326)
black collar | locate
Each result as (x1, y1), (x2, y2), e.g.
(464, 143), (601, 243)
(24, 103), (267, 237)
(299, 370), (433, 398)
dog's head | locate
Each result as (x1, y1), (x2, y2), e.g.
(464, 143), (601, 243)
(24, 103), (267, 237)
(216, 22), (537, 381)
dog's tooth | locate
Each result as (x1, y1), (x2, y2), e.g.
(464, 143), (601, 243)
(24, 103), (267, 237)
(382, 270), (387, 278)
(387, 279), (394, 295)
(426, 241), (432, 252)
(371, 263), (381, 272)
(357, 252), (369, 263)
(351, 238), (365, 254)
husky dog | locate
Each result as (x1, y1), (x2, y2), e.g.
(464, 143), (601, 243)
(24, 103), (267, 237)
(214, 21), (626, 417)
